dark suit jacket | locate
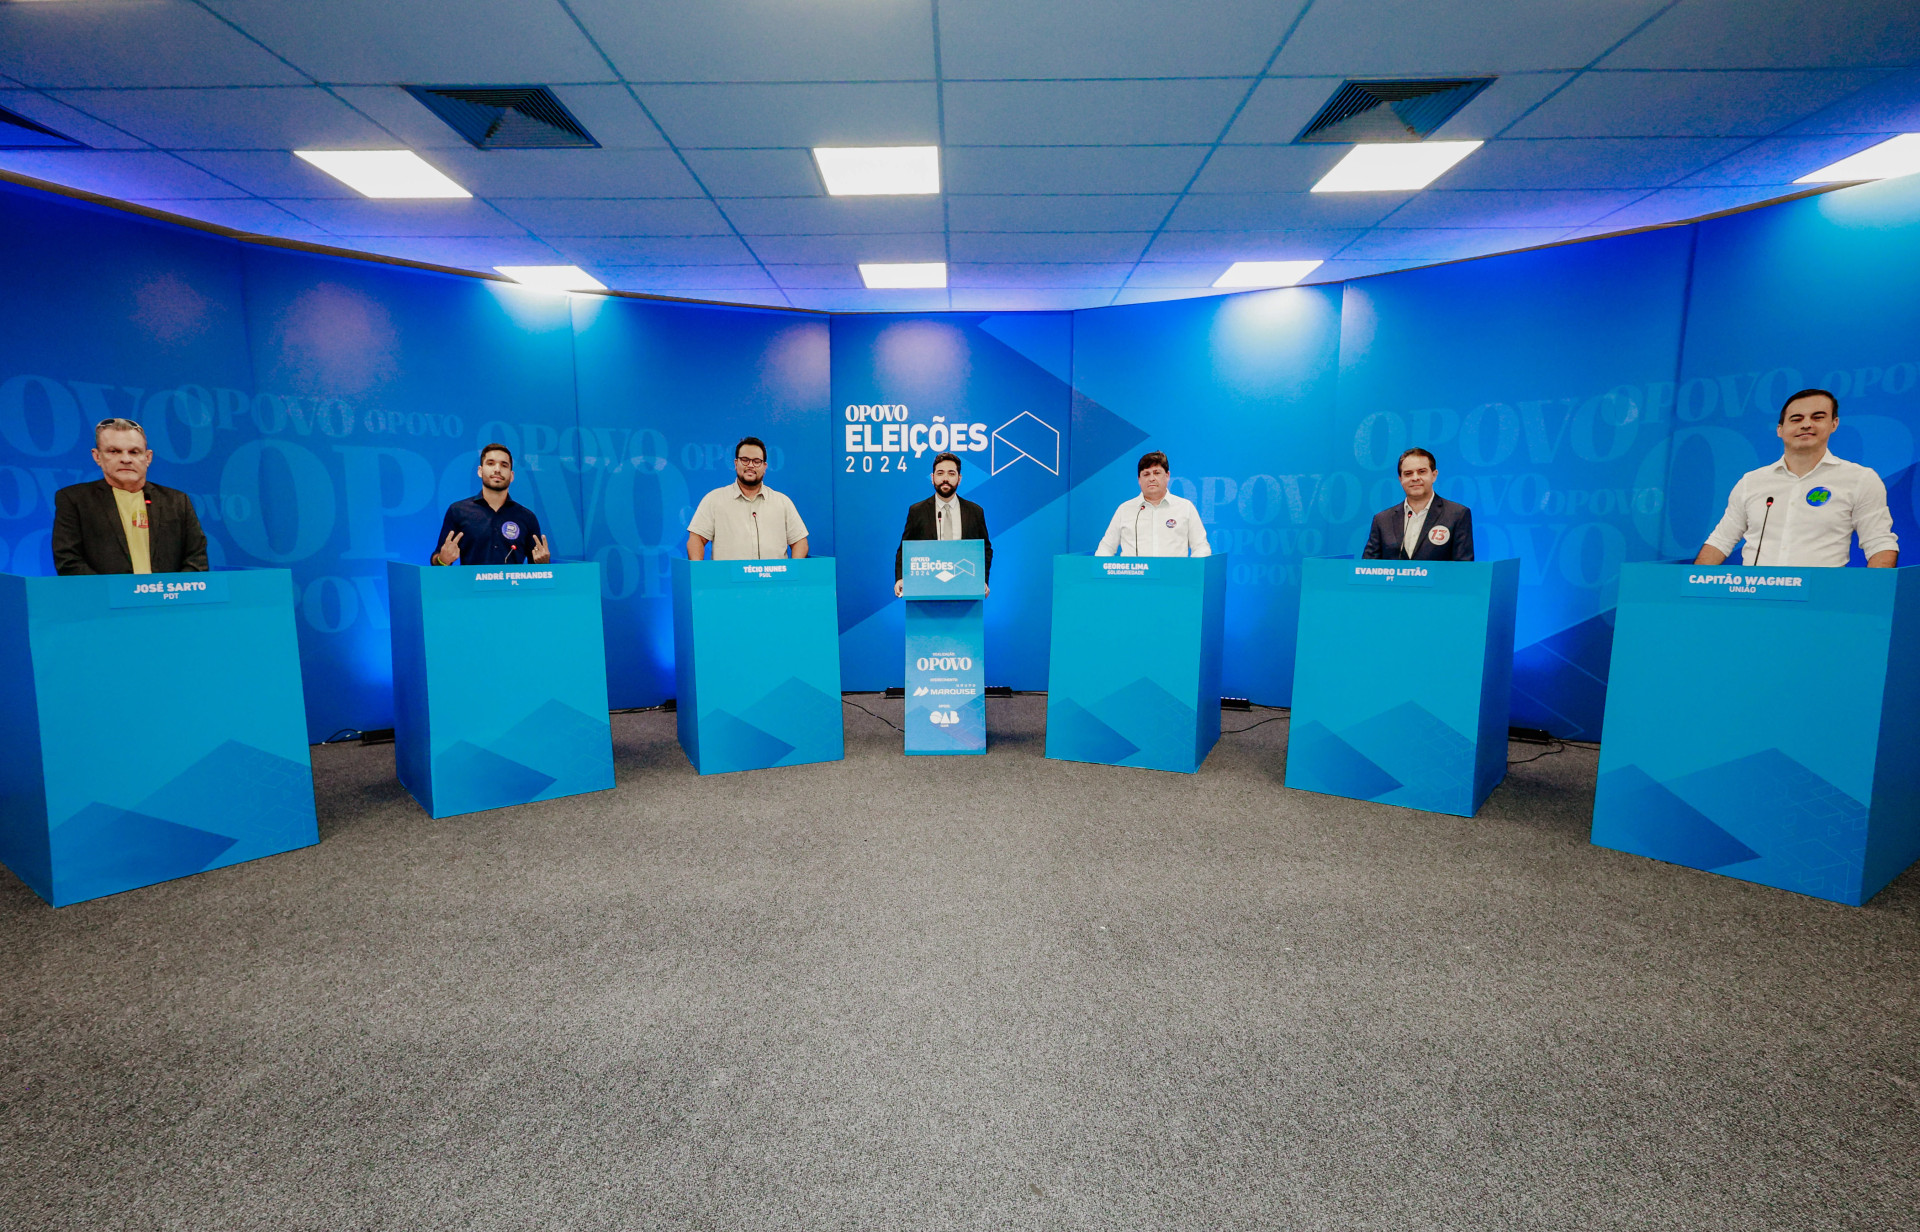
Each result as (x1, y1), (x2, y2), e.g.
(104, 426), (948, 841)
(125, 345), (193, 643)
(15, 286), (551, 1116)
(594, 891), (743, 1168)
(1361, 494), (1474, 562)
(52, 479), (209, 575)
(895, 495), (992, 581)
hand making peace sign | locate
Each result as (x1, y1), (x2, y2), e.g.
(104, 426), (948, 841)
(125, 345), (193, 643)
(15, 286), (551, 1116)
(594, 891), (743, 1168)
(530, 534), (550, 564)
(435, 529), (463, 565)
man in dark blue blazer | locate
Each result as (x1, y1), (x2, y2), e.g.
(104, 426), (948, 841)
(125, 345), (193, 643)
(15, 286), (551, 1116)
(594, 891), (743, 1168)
(1362, 448), (1475, 561)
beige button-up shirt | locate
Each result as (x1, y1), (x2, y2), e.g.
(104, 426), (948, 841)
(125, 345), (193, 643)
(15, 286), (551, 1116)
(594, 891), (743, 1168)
(688, 482), (809, 560)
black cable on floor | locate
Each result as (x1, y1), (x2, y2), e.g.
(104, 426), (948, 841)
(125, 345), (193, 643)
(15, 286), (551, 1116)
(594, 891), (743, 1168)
(1223, 706), (1289, 734)
(842, 695), (905, 732)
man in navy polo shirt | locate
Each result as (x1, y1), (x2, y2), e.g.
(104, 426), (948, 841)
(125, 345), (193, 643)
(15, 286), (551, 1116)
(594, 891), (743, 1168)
(431, 443), (551, 566)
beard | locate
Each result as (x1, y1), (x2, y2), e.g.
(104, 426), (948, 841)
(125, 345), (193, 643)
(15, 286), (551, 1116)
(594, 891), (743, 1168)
(934, 480), (957, 498)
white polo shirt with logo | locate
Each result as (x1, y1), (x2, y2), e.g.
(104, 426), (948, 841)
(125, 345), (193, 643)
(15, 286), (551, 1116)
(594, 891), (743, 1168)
(1094, 493), (1211, 557)
(1703, 451), (1897, 567)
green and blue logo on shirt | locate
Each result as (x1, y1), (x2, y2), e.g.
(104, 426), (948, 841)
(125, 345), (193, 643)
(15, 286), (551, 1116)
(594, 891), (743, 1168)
(1806, 487), (1833, 506)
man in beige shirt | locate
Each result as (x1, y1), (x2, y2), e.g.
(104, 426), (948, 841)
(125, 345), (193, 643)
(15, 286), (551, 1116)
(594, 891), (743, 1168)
(52, 417), (209, 575)
(686, 436), (810, 561)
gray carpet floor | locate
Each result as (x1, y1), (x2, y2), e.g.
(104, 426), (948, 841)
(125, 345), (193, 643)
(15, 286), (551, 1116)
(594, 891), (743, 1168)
(3, 696), (1917, 1231)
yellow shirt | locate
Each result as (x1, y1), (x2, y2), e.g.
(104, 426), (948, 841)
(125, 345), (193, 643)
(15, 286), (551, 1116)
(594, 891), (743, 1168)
(111, 486), (152, 574)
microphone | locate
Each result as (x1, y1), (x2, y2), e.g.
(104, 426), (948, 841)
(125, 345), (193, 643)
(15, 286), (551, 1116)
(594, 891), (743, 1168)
(504, 544), (519, 563)
(751, 509), (761, 559)
(1134, 502), (1146, 557)
(1751, 496), (1775, 565)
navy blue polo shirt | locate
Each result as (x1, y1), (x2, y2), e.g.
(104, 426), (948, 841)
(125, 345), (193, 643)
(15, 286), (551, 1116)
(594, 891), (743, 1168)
(433, 493), (543, 565)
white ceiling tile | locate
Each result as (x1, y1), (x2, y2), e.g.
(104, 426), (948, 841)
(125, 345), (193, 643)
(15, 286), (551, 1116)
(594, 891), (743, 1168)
(944, 146), (1208, 194)
(427, 149), (705, 198)
(949, 289), (1114, 310)
(767, 264), (866, 289)
(1162, 192), (1411, 230)
(1339, 226), (1571, 260)
(334, 236), (566, 270)
(948, 232), (1149, 262)
(490, 198), (736, 236)
(787, 289), (950, 311)
(0, 0), (307, 87)
(949, 263), (1134, 288)
(1302, 258), (1419, 282)
(0, 149), (250, 198)
(1783, 67), (1920, 134)
(1507, 70), (1888, 138)
(1108, 286), (1228, 304)
(1123, 262), (1238, 288)
(48, 86), (392, 150)
(1601, 0), (1920, 69)
(1270, 0), (1671, 75)
(1437, 137), (1750, 188)
(1187, 145), (1349, 193)
(1672, 136), (1884, 186)
(1221, 78), (1346, 143)
(1380, 188), (1648, 228)
(718, 197), (944, 235)
(744, 233), (945, 263)
(272, 198), (531, 237)
(1583, 185), (1818, 231)
(0, 90), (152, 149)
(591, 265), (776, 291)
(681, 149), (822, 198)
(327, 86), (472, 151)
(944, 80), (1250, 146)
(939, 0), (1308, 77)
(1429, 73), (1576, 139)
(546, 86), (668, 150)
(551, 235), (757, 264)
(130, 197), (333, 238)
(173, 150), (360, 198)
(567, 0), (934, 82)
(636, 83), (939, 149)
(202, 0), (613, 82)
(947, 194), (1179, 231)
(1143, 229), (1363, 260)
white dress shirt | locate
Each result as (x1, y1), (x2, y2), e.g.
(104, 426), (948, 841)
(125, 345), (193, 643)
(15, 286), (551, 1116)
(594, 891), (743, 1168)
(1095, 493), (1212, 557)
(1704, 451), (1897, 567)
(1401, 498), (1432, 558)
(933, 494), (961, 541)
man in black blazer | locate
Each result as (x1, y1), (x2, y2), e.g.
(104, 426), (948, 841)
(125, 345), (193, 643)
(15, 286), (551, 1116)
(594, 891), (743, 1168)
(52, 417), (209, 575)
(894, 451), (992, 597)
(1362, 447), (1474, 561)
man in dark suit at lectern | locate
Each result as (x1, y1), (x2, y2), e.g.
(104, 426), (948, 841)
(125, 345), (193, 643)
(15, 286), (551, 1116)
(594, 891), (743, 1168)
(1362, 447), (1474, 561)
(894, 451), (992, 597)
(52, 417), (209, 575)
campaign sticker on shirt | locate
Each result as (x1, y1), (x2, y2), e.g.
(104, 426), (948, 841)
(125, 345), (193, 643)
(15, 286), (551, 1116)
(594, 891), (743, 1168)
(501, 520), (521, 540)
(1805, 487), (1833, 506)
(1165, 518), (1177, 528)
(1428, 524), (1450, 546)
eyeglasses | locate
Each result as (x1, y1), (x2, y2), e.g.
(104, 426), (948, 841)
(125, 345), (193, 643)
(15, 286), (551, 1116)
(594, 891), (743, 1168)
(735, 456), (767, 466)
(96, 418), (146, 432)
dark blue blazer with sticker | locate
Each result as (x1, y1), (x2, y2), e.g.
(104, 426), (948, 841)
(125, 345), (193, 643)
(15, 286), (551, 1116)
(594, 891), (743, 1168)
(1361, 495), (1475, 561)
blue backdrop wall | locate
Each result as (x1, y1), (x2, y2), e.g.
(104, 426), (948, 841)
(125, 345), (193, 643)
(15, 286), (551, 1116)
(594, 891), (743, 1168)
(7, 172), (1920, 742)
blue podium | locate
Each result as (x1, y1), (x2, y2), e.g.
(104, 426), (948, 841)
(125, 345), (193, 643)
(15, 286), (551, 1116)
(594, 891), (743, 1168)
(387, 562), (614, 819)
(902, 539), (987, 755)
(1286, 557), (1519, 816)
(1592, 563), (1920, 905)
(1045, 554), (1227, 772)
(0, 570), (318, 907)
(671, 557), (844, 773)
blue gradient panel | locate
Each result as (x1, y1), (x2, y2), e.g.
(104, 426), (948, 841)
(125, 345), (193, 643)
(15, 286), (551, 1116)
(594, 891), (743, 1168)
(571, 296), (831, 708)
(1287, 557), (1519, 816)
(671, 557), (844, 774)
(832, 313), (1071, 691)
(386, 562), (613, 819)
(1045, 554), (1227, 774)
(0, 570), (317, 907)
(1592, 563), (1920, 906)
(1067, 287), (1344, 709)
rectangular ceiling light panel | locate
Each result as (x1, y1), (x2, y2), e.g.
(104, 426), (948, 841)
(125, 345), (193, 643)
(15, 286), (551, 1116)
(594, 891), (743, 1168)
(814, 146), (941, 196)
(860, 261), (946, 288)
(496, 265), (607, 291)
(1796, 133), (1920, 183)
(1214, 260), (1324, 288)
(294, 150), (471, 199)
(1311, 141), (1482, 193)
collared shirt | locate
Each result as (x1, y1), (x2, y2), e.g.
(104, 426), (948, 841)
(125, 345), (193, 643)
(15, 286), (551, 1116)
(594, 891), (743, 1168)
(1704, 451), (1897, 567)
(1402, 497), (1433, 559)
(433, 493), (543, 566)
(933, 494), (962, 541)
(1094, 493), (1211, 557)
(110, 485), (152, 574)
(689, 482), (809, 560)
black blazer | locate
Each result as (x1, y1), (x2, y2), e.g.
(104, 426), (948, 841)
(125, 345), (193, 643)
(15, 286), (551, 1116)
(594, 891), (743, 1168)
(1361, 494), (1474, 562)
(895, 495), (992, 581)
(52, 479), (209, 575)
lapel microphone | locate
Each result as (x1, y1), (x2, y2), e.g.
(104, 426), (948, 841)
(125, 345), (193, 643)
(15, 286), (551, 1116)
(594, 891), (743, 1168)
(1751, 495), (1775, 565)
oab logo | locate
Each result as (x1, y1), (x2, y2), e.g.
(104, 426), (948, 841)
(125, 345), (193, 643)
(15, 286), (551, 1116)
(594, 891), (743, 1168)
(928, 709), (962, 727)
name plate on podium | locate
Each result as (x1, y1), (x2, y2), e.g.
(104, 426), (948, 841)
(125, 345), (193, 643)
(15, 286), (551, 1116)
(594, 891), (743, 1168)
(1678, 568), (1809, 601)
(902, 542), (987, 599)
(109, 573), (231, 607)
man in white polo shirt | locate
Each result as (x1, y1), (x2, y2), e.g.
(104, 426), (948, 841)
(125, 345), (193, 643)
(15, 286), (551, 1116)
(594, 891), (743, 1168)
(686, 436), (810, 560)
(1095, 450), (1211, 557)
(1696, 388), (1898, 568)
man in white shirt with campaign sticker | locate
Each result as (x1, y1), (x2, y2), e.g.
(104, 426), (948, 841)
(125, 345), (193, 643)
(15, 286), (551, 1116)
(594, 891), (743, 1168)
(1695, 388), (1898, 569)
(1095, 451), (1211, 558)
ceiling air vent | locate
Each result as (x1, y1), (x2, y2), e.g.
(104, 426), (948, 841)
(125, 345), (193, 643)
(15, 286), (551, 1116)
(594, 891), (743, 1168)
(405, 86), (599, 150)
(0, 105), (85, 150)
(1297, 78), (1493, 144)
